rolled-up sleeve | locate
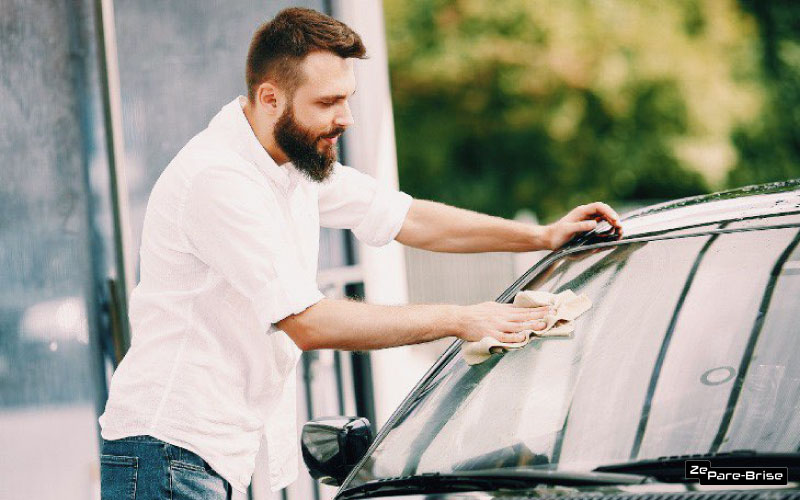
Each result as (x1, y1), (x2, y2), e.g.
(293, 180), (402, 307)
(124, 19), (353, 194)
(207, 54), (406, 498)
(318, 163), (413, 246)
(181, 166), (324, 327)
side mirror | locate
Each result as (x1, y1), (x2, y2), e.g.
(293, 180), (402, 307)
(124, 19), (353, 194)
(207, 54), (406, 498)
(301, 416), (373, 486)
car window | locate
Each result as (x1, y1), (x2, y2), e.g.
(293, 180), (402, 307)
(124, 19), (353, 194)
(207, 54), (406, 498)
(349, 225), (800, 487)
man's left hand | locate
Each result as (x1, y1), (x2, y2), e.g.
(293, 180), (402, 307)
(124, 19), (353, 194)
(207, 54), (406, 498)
(544, 202), (623, 250)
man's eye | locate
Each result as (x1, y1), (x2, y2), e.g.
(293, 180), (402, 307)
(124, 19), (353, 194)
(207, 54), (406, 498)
(320, 101), (335, 107)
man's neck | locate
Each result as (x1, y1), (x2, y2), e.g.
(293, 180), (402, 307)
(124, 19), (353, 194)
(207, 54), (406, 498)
(242, 98), (290, 166)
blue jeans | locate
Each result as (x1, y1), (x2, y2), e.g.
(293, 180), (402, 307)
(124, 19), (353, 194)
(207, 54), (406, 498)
(100, 435), (234, 500)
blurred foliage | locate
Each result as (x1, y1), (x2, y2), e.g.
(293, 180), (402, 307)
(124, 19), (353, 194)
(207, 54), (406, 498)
(727, 0), (800, 187)
(383, 0), (793, 221)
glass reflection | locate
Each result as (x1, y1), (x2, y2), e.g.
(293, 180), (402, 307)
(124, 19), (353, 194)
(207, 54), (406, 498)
(350, 227), (800, 487)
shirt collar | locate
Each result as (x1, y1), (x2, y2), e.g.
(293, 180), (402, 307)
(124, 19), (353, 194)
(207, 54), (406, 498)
(213, 96), (301, 193)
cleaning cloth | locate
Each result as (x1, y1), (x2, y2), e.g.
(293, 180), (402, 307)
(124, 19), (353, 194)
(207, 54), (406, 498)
(461, 289), (592, 365)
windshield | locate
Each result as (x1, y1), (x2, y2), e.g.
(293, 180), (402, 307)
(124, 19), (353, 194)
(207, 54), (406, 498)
(348, 223), (800, 488)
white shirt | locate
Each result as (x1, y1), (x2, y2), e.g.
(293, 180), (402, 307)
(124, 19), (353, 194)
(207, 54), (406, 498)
(98, 96), (413, 492)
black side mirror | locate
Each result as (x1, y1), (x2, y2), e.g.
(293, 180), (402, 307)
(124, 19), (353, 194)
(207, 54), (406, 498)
(301, 416), (373, 486)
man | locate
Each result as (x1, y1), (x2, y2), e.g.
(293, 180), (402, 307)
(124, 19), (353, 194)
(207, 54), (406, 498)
(98, 7), (622, 500)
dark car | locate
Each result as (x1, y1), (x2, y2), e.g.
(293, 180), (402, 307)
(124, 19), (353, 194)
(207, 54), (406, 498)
(303, 179), (800, 499)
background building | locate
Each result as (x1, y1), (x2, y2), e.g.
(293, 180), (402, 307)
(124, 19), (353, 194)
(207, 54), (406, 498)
(0, 1), (411, 499)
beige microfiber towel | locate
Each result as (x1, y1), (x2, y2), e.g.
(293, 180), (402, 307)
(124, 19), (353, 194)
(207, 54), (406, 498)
(461, 289), (592, 365)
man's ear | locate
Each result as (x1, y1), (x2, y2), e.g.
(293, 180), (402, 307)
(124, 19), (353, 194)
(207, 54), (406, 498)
(255, 81), (283, 116)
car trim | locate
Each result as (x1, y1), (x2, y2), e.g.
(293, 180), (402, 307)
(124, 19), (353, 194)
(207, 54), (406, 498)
(617, 209), (800, 241)
(621, 178), (800, 221)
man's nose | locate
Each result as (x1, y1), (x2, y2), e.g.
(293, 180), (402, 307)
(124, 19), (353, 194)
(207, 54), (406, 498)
(334, 101), (354, 128)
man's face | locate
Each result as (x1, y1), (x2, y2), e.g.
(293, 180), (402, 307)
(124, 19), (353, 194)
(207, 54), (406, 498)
(273, 51), (356, 182)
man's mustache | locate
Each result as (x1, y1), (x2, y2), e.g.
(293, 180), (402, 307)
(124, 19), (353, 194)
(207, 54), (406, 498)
(319, 127), (346, 141)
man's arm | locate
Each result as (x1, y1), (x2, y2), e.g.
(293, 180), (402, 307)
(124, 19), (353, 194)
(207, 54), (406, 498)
(395, 199), (622, 253)
(277, 298), (551, 351)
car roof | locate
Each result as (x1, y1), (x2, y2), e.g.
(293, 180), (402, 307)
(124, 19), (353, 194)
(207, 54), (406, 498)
(574, 178), (800, 246)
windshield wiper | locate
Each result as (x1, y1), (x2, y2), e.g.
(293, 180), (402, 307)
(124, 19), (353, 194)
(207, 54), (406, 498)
(593, 450), (800, 482)
(338, 469), (650, 499)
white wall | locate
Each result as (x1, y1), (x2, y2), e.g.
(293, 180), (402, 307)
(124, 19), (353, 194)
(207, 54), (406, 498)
(332, 0), (430, 427)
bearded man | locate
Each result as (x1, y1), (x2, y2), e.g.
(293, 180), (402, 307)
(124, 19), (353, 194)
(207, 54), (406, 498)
(98, 7), (622, 500)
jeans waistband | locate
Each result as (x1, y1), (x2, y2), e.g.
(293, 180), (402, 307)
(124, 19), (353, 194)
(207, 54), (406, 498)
(108, 434), (165, 443)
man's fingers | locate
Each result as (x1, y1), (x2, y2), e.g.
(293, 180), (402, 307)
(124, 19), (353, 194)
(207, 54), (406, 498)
(509, 304), (549, 310)
(508, 305), (549, 313)
(569, 220), (597, 233)
(498, 331), (528, 343)
(588, 201), (619, 221)
(527, 319), (548, 330)
(507, 310), (548, 321)
(471, 303), (551, 343)
(502, 319), (546, 332)
(566, 202), (621, 229)
(587, 202), (621, 228)
(499, 302), (547, 309)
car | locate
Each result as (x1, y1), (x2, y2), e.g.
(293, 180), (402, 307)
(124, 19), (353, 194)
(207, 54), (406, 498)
(302, 178), (800, 499)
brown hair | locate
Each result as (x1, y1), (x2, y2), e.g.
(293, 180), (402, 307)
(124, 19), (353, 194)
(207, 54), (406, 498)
(246, 8), (367, 102)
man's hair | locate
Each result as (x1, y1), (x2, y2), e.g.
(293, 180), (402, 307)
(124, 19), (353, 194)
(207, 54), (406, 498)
(246, 8), (366, 102)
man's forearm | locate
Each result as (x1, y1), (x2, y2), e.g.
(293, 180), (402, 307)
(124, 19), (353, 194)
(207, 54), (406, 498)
(278, 297), (551, 351)
(277, 298), (458, 351)
(395, 199), (551, 253)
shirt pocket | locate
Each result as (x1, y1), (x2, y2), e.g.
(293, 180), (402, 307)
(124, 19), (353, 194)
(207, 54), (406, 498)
(100, 454), (138, 500)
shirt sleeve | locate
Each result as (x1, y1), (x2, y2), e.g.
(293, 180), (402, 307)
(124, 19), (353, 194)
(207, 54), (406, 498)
(317, 163), (413, 247)
(181, 166), (324, 327)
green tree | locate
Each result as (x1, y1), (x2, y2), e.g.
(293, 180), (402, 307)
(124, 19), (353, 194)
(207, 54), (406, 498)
(385, 0), (764, 221)
(727, 0), (800, 186)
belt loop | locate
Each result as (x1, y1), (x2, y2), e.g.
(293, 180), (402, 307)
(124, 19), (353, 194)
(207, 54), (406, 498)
(162, 440), (174, 461)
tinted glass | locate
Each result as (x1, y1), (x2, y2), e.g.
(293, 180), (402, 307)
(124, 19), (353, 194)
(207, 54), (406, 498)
(350, 226), (800, 485)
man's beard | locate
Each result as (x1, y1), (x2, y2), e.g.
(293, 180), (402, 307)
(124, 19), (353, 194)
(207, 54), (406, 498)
(273, 103), (343, 182)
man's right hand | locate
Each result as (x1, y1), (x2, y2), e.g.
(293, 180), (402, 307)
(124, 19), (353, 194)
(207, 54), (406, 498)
(453, 302), (550, 343)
